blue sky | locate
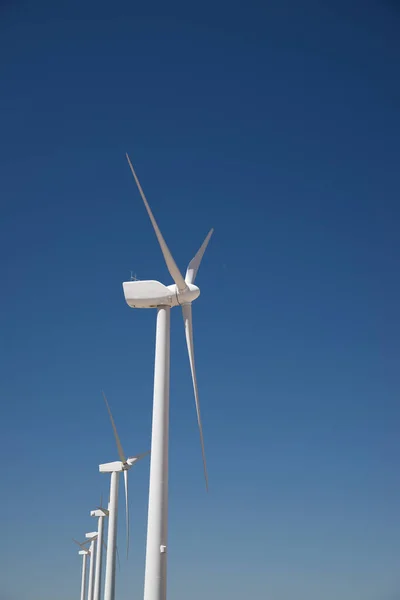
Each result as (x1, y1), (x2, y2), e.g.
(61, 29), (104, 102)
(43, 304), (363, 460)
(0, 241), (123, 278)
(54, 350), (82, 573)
(0, 1), (399, 599)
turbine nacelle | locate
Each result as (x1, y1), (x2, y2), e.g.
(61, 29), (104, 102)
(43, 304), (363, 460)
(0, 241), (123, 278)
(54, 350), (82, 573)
(122, 280), (200, 309)
(79, 549), (90, 555)
(99, 453), (148, 473)
(99, 460), (124, 473)
(90, 508), (109, 518)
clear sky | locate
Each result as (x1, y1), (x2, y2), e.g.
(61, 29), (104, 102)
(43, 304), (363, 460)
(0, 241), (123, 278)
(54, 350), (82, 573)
(0, 1), (399, 599)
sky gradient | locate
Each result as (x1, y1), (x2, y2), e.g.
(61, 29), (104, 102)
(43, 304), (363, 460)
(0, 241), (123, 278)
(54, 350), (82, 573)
(0, 1), (399, 599)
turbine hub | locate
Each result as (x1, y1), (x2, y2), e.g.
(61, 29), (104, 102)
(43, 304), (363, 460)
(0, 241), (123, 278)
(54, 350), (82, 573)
(167, 283), (200, 305)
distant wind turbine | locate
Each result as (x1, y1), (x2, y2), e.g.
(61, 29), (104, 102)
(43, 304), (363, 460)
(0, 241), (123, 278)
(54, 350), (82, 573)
(100, 392), (149, 600)
(85, 531), (98, 600)
(90, 505), (109, 600)
(73, 539), (91, 600)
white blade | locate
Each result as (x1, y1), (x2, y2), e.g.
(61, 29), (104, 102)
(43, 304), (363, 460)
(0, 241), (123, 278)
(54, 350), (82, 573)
(185, 229), (214, 285)
(126, 153), (187, 292)
(123, 469), (130, 558)
(102, 391), (126, 464)
(126, 450), (150, 466)
(181, 302), (208, 491)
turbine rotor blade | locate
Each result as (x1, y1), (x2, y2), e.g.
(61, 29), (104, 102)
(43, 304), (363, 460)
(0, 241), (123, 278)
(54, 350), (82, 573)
(116, 545), (121, 571)
(181, 302), (209, 491)
(125, 153), (187, 292)
(126, 450), (150, 466)
(102, 391), (126, 464)
(73, 538), (90, 549)
(185, 229), (214, 285)
(123, 469), (130, 559)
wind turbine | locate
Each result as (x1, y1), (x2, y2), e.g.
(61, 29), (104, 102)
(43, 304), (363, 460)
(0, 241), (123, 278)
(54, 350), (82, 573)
(100, 392), (149, 600)
(73, 539), (91, 600)
(85, 531), (98, 600)
(123, 154), (213, 600)
(90, 505), (109, 600)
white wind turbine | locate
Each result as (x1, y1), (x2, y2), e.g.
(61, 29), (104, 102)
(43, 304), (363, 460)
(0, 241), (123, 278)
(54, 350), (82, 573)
(85, 531), (98, 600)
(123, 154), (213, 600)
(73, 539), (91, 600)
(90, 504), (108, 600)
(100, 392), (149, 600)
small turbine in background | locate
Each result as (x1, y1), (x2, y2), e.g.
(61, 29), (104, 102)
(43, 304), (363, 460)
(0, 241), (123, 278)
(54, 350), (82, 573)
(100, 392), (149, 600)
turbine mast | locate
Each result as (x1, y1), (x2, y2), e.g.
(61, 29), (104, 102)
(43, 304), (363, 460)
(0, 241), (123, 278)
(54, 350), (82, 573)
(103, 472), (120, 600)
(143, 306), (171, 600)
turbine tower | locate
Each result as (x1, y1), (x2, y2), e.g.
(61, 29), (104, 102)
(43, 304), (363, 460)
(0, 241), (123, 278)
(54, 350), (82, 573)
(79, 549), (90, 600)
(85, 531), (98, 600)
(123, 154), (213, 600)
(90, 506), (109, 600)
(100, 392), (149, 600)
(73, 539), (91, 600)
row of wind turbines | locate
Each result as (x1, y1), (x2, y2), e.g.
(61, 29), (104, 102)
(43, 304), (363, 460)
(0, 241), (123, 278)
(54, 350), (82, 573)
(72, 154), (213, 600)
(73, 392), (149, 600)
